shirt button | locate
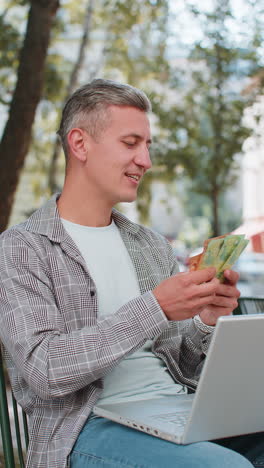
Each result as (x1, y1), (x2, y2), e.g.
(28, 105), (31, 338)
(90, 290), (95, 297)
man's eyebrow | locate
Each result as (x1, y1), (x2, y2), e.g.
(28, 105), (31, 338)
(121, 133), (152, 144)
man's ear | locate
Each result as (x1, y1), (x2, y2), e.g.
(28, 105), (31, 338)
(67, 128), (89, 162)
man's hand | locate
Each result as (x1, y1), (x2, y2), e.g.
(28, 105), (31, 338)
(153, 267), (219, 321)
(199, 269), (240, 326)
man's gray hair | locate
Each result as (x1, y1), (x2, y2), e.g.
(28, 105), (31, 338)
(57, 78), (152, 158)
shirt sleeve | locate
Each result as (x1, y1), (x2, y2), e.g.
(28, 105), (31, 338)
(0, 231), (170, 400)
(157, 240), (214, 386)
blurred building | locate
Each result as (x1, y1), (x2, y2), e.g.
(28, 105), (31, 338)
(233, 95), (264, 252)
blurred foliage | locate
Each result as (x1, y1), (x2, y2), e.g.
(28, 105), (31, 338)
(150, 0), (263, 236)
(101, 0), (169, 84)
(0, 0), (263, 237)
(0, 10), (23, 104)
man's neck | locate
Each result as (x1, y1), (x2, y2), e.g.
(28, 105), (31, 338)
(57, 189), (112, 228)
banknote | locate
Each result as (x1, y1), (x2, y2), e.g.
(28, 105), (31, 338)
(189, 234), (249, 282)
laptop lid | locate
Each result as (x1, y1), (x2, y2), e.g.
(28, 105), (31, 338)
(94, 314), (264, 444)
(183, 313), (264, 443)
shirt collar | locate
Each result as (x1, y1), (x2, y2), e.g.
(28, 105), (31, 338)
(24, 193), (140, 242)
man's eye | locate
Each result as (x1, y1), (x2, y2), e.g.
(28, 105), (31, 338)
(124, 141), (136, 147)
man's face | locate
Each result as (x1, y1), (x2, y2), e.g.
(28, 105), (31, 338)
(83, 105), (152, 207)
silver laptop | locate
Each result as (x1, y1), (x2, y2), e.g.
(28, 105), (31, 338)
(94, 314), (264, 444)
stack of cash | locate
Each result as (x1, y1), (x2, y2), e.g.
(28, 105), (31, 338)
(189, 234), (249, 282)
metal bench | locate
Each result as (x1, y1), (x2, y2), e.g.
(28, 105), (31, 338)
(233, 296), (264, 315)
(0, 346), (28, 468)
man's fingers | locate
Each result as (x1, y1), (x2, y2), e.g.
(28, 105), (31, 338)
(216, 283), (240, 298)
(180, 268), (239, 287)
(187, 267), (217, 285)
(192, 277), (219, 297)
(223, 269), (239, 285)
(201, 305), (233, 321)
(192, 294), (220, 310)
(209, 294), (238, 309)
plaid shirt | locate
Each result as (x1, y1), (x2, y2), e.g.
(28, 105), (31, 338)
(0, 195), (211, 468)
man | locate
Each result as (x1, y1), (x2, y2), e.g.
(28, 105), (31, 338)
(0, 79), (258, 468)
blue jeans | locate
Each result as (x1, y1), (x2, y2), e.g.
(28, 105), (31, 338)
(69, 416), (258, 467)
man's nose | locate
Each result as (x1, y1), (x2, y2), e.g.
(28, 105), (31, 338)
(134, 146), (152, 170)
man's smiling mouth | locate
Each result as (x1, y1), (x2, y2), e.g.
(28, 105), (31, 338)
(125, 173), (140, 182)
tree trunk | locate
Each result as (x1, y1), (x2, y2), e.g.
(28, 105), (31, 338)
(211, 41), (224, 237)
(0, 0), (60, 233)
(48, 0), (94, 193)
(212, 188), (220, 237)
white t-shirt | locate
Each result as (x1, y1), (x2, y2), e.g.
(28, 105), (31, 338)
(62, 218), (186, 404)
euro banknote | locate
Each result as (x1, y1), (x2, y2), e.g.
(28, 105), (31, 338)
(189, 234), (249, 282)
